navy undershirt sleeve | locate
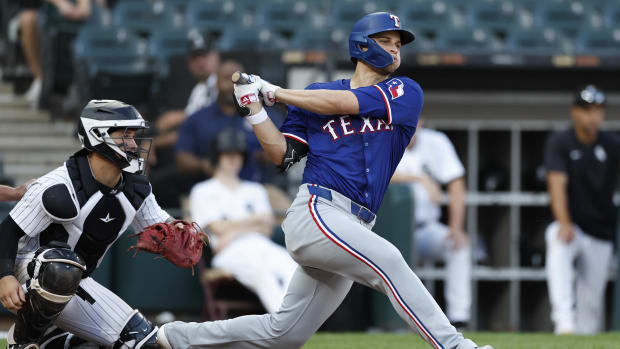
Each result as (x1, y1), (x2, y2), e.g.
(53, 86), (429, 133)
(0, 216), (25, 278)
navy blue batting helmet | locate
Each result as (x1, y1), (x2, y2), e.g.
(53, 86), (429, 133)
(349, 12), (415, 68)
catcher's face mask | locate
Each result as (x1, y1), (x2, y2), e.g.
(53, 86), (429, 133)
(106, 127), (152, 175)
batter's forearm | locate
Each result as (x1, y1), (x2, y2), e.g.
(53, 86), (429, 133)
(251, 117), (287, 166)
(447, 178), (466, 232)
(275, 89), (359, 116)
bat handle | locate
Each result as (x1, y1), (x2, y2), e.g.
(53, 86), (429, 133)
(232, 71), (251, 85)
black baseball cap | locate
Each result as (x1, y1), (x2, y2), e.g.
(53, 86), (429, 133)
(188, 32), (214, 56)
(574, 84), (606, 107)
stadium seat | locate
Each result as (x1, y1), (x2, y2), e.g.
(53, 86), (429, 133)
(216, 27), (288, 51)
(329, 1), (378, 31)
(466, 0), (522, 36)
(603, 2), (620, 29)
(504, 27), (571, 53)
(148, 28), (190, 69)
(255, 0), (316, 36)
(113, 0), (181, 36)
(575, 28), (620, 54)
(373, 0), (407, 13)
(185, 0), (248, 37)
(397, 0), (460, 39)
(435, 27), (501, 52)
(288, 28), (338, 50)
(534, 0), (595, 39)
(73, 27), (153, 109)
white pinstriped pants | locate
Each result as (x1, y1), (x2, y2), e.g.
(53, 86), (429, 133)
(14, 254), (134, 346)
(162, 184), (477, 349)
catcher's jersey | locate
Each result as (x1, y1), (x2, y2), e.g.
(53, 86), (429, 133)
(395, 128), (465, 224)
(280, 76), (423, 213)
(10, 152), (170, 276)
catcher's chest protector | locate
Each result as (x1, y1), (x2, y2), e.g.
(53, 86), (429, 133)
(41, 154), (151, 276)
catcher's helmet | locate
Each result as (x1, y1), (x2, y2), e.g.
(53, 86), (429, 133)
(574, 84), (606, 107)
(349, 12), (415, 68)
(77, 100), (151, 174)
(210, 128), (247, 164)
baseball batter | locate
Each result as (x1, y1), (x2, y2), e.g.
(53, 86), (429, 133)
(157, 13), (492, 349)
(0, 100), (177, 349)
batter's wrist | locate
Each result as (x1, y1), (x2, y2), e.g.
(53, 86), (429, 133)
(245, 108), (269, 125)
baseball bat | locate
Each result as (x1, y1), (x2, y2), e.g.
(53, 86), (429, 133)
(232, 71), (251, 85)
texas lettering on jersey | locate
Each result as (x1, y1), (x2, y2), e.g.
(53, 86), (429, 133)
(322, 116), (393, 141)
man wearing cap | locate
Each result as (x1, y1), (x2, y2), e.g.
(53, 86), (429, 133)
(185, 33), (220, 116)
(544, 84), (620, 334)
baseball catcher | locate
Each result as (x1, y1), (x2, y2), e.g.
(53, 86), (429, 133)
(0, 100), (198, 349)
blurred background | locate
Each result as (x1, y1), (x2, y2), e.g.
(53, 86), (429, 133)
(0, 0), (620, 335)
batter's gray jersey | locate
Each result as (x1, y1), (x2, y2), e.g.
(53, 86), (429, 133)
(162, 184), (480, 349)
(10, 157), (171, 346)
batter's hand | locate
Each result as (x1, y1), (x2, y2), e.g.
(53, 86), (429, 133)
(0, 275), (25, 312)
(258, 79), (281, 107)
(558, 223), (575, 243)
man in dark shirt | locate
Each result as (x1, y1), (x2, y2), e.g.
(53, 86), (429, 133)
(175, 60), (264, 182)
(544, 84), (619, 334)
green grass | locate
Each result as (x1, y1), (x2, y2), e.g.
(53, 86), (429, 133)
(2, 332), (620, 349)
(303, 332), (620, 349)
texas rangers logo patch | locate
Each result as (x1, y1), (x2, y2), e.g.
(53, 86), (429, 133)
(387, 79), (404, 100)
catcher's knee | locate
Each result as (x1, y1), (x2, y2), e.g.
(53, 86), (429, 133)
(113, 310), (161, 349)
(14, 245), (86, 343)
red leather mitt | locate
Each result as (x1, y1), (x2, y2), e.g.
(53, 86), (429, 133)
(128, 220), (208, 269)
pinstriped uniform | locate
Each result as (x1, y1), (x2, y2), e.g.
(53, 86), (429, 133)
(9, 158), (171, 346)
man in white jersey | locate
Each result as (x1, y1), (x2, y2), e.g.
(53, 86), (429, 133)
(189, 129), (297, 313)
(0, 100), (178, 349)
(392, 121), (472, 329)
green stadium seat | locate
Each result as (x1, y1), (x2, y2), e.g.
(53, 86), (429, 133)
(603, 3), (620, 29)
(534, 0), (595, 39)
(185, 0), (247, 37)
(329, 1), (376, 32)
(148, 28), (190, 71)
(374, 0), (407, 13)
(255, 0), (316, 36)
(216, 27), (288, 51)
(401, 34), (435, 53)
(289, 29), (338, 50)
(575, 28), (620, 53)
(397, 0), (459, 39)
(505, 27), (571, 53)
(113, 0), (181, 36)
(466, 0), (522, 36)
(73, 27), (153, 107)
(435, 27), (501, 52)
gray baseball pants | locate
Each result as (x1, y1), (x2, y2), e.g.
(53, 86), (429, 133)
(162, 184), (478, 349)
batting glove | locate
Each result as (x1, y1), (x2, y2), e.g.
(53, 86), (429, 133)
(233, 74), (262, 108)
(259, 79), (281, 107)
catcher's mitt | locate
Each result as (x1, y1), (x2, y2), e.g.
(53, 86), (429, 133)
(128, 220), (208, 270)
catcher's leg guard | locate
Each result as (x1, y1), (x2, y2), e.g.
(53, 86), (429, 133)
(13, 245), (86, 345)
(113, 310), (161, 349)
(38, 327), (102, 349)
